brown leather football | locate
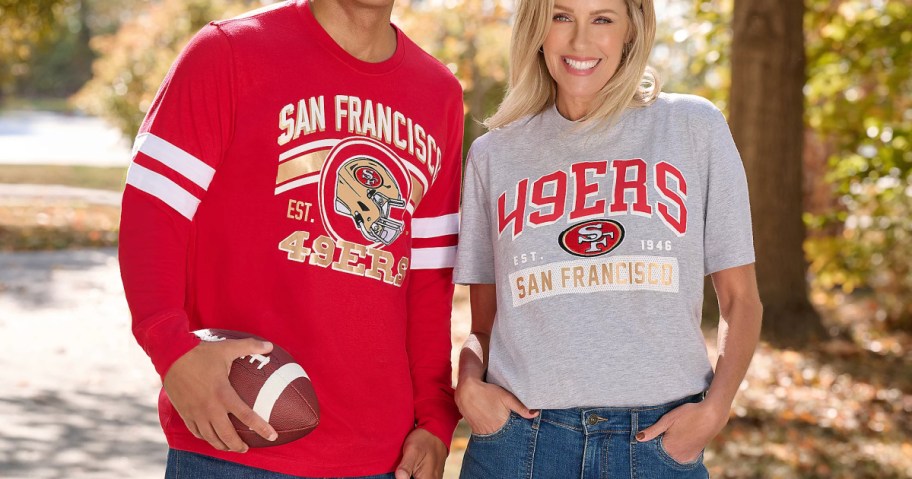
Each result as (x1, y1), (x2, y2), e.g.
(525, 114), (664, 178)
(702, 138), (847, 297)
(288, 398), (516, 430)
(193, 329), (320, 447)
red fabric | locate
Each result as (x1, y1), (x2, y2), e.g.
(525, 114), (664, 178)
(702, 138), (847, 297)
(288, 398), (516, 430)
(120, 2), (463, 476)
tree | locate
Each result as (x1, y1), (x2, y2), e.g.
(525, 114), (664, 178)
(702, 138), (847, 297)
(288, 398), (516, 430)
(74, 0), (260, 136)
(729, 0), (826, 345)
(393, 0), (512, 152)
(803, 0), (912, 331)
(0, 0), (67, 100)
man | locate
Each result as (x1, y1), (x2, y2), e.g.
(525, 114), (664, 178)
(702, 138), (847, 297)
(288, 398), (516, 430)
(119, 0), (464, 477)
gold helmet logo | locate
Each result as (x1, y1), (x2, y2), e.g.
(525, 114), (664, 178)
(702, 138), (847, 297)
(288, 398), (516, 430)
(334, 156), (406, 245)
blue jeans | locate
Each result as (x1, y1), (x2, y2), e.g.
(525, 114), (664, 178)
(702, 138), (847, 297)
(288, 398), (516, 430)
(460, 393), (709, 479)
(165, 449), (396, 479)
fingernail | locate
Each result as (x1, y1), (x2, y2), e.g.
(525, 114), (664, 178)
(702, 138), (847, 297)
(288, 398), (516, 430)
(530, 409), (540, 416)
(262, 341), (272, 349)
(636, 432), (645, 441)
(268, 432), (278, 441)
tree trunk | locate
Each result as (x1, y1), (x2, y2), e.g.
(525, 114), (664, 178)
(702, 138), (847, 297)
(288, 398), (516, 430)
(728, 0), (826, 346)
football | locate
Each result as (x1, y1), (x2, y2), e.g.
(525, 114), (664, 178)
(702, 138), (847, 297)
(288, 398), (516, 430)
(193, 328), (320, 447)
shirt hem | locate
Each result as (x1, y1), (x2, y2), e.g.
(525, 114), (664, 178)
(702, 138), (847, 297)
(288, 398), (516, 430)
(166, 433), (398, 477)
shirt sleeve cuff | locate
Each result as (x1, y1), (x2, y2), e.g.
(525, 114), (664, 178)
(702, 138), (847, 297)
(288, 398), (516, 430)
(415, 397), (462, 450)
(133, 312), (201, 380)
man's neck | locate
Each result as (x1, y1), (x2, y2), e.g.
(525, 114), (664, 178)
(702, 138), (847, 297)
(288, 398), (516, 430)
(309, 0), (397, 63)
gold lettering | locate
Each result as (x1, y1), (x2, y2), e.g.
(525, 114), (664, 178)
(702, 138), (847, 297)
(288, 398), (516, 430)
(406, 117), (414, 155)
(362, 99), (377, 139)
(334, 95), (347, 132)
(348, 96), (362, 134)
(394, 257), (409, 287)
(588, 264), (599, 286)
(573, 266), (585, 288)
(617, 262), (628, 285)
(293, 98), (311, 140)
(634, 262), (646, 284)
(309, 235), (334, 267)
(527, 273), (539, 296)
(309, 96), (326, 133)
(663, 264), (673, 285)
(602, 262), (613, 284)
(277, 103), (295, 146)
(414, 124), (426, 163)
(516, 276), (526, 299)
(393, 112), (407, 149)
(541, 270), (553, 292)
(376, 103), (393, 144)
(332, 240), (367, 275)
(365, 247), (397, 284)
(648, 262), (660, 285)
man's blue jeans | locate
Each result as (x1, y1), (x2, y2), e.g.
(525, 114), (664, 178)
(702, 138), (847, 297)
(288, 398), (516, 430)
(459, 392), (710, 479)
(165, 449), (396, 479)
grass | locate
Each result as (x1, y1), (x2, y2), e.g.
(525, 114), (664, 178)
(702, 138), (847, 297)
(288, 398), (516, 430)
(0, 202), (119, 251)
(0, 164), (123, 251)
(0, 164), (126, 191)
(0, 97), (77, 113)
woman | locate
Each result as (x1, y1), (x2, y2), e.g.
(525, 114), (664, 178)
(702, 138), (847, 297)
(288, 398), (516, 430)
(452, 0), (762, 477)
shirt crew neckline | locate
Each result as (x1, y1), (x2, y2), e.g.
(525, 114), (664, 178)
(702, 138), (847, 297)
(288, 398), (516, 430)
(295, 0), (405, 75)
(543, 101), (639, 131)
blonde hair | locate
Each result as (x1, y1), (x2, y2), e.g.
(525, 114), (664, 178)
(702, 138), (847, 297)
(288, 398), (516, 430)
(484, 0), (660, 130)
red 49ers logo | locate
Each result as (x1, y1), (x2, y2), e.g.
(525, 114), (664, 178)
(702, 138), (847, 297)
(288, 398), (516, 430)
(354, 166), (383, 188)
(559, 219), (625, 257)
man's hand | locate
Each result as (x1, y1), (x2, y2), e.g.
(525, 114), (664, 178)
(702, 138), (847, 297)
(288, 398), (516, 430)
(163, 338), (278, 453)
(455, 376), (538, 435)
(635, 401), (729, 464)
(394, 428), (448, 479)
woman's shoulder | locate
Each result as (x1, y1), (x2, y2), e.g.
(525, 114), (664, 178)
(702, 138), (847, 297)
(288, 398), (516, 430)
(651, 92), (726, 126)
(469, 111), (545, 159)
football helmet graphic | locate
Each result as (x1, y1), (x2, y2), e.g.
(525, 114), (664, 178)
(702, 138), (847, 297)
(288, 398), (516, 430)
(334, 156), (406, 245)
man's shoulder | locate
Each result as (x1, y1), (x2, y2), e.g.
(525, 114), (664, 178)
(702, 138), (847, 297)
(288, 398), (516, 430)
(398, 33), (461, 94)
(210, 0), (298, 36)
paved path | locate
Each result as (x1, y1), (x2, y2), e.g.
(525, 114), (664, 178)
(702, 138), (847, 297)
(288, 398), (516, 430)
(0, 111), (132, 167)
(0, 249), (167, 478)
(0, 248), (471, 478)
(0, 184), (122, 205)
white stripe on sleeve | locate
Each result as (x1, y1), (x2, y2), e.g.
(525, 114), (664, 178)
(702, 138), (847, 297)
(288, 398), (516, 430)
(411, 246), (457, 270)
(133, 133), (216, 190)
(126, 163), (201, 220)
(412, 213), (460, 238)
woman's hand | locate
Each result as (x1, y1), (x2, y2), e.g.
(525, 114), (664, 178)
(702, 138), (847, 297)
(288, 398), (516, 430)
(635, 400), (729, 463)
(455, 376), (538, 435)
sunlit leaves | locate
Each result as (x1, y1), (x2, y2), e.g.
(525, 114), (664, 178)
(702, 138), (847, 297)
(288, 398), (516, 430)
(804, 0), (912, 328)
(73, 0), (264, 136)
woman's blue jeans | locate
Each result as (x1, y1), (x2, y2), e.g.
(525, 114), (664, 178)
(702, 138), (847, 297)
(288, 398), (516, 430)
(460, 392), (709, 479)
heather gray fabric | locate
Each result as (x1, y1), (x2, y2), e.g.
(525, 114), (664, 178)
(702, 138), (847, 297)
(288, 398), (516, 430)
(454, 93), (755, 408)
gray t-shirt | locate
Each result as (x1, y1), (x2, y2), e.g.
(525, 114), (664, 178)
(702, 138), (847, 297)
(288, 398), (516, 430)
(453, 93), (755, 408)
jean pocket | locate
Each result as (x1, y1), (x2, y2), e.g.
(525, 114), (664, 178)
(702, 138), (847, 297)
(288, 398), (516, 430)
(469, 411), (515, 441)
(654, 435), (704, 470)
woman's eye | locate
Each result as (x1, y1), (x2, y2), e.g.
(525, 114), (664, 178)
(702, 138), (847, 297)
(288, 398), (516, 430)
(553, 13), (572, 22)
(593, 16), (613, 24)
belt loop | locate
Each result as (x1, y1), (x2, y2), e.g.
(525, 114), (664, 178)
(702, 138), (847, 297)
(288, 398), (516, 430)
(629, 410), (639, 443)
(532, 410), (542, 430)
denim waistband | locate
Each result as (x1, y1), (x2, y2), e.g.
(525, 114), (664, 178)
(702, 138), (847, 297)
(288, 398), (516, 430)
(535, 392), (706, 439)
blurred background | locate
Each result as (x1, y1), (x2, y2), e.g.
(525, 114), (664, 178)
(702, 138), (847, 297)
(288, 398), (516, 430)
(0, 0), (909, 477)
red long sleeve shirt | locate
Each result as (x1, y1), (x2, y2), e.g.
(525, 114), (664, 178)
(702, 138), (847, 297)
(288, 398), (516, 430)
(119, 2), (463, 475)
